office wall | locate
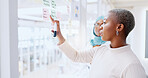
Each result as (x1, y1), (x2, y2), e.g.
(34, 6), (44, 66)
(146, 11), (148, 58)
(128, 6), (148, 75)
(0, 14), (1, 77)
(0, 0), (10, 78)
(0, 0), (19, 78)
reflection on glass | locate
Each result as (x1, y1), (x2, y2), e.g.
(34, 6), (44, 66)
(18, 0), (90, 78)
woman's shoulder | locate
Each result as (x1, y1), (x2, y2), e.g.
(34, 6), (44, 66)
(92, 42), (109, 55)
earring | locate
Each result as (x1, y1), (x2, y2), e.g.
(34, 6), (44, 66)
(116, 31), (119, 36)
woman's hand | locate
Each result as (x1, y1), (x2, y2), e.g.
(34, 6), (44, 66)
(94, 19), (103, 36)
(50, 16), (65, 45)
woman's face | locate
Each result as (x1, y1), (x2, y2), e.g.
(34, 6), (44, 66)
(100, 12), (117, 41)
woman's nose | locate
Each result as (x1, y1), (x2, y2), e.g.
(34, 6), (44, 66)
(99, 26), (103, 30)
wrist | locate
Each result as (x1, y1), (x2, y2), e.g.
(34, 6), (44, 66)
(57, 33), (65, 45)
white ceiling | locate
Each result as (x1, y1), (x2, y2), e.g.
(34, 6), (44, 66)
(18, 0), (148, 9)
(110, 0), (148, 8)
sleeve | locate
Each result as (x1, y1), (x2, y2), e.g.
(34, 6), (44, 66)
(121, 63), (147, 78)
(58, 40), (100, 63)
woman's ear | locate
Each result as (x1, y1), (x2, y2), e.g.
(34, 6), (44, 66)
(116, 24), (124, 32)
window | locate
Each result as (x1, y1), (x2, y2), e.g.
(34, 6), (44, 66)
(18, 0), (89, 78)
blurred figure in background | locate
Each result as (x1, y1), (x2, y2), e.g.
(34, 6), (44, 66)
(90, 16), (106, 47)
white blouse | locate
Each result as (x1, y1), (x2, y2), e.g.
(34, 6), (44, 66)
(58, 41), (146, 78)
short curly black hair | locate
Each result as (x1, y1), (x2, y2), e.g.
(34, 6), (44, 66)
(109, 9), (135, 37)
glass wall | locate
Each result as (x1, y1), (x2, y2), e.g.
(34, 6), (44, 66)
(18, 0), (111, 78)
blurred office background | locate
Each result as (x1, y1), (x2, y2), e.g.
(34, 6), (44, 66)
(0, 0), (148, 78)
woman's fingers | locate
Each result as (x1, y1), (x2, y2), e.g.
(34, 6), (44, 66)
(50, 16), (60, 26)
(50, 16), (55, 23)
(54, 20), (59, 26)
(50, 16), (61, 34)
